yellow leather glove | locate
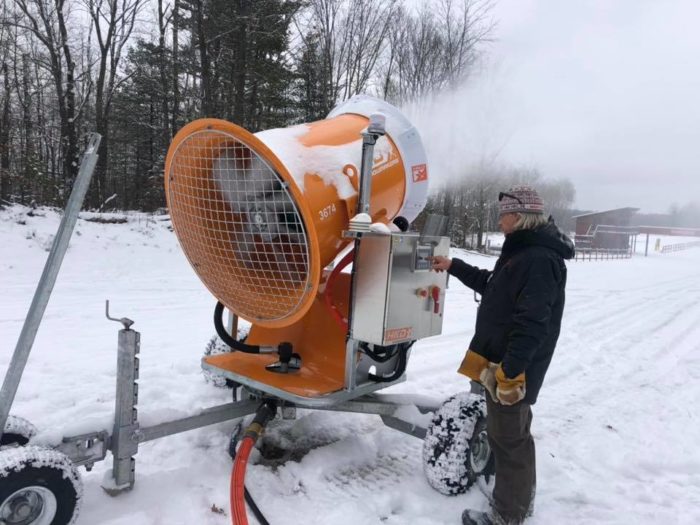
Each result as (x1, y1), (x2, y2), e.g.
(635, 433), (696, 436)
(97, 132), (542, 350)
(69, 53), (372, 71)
(479, 363), (499, 403)
(458, 350), (499, 403)
(495, 366), (526, 405)
(458, 350), (487, 380)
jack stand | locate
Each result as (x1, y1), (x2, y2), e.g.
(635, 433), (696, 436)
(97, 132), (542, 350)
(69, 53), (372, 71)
(102, 301), (140, 495)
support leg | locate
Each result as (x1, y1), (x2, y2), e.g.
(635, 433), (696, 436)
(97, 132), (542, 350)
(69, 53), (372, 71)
(103, 328), (140, 495)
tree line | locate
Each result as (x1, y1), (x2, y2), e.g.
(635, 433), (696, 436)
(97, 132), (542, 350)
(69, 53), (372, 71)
(634, 202), (700, 230)
(0, 0), (495, 211)
(418, 165), (577, 249)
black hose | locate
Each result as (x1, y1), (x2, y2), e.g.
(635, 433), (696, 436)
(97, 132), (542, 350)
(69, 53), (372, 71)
(214, 301), (261, 354)
(359, 342), (399, 363)
(368, 341), (414, 382)
(244, 488), (270, 525)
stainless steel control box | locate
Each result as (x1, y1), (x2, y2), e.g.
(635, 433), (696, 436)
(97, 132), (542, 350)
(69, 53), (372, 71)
(350, 232), (450, 346)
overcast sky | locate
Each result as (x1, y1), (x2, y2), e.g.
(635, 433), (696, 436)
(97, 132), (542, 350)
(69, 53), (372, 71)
(409, 0), (700, 213)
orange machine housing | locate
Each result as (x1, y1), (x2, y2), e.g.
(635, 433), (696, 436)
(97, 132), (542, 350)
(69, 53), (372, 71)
(165, 97), (428, 399)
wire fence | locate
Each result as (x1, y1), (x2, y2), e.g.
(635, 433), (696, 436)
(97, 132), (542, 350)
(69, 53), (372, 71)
(660, 241), (700, 253)
(573, 248), (632, 261)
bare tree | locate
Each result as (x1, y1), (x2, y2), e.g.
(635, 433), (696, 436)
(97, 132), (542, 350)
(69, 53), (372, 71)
(0, 13), (12, 204)
(340, 0), (398, 99)
(170, 0), (180, 134)
(382, 0), (494, 104)
(295, 0), (397, 111)
(11, 0), (85, 195)
(85, 0), (144, 207)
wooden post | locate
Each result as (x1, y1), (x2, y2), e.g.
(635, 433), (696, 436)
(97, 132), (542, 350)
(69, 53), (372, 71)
(644, 233), (650, 257)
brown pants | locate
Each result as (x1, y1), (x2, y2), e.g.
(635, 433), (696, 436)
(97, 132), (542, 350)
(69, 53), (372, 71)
(486, 395), (536, 523)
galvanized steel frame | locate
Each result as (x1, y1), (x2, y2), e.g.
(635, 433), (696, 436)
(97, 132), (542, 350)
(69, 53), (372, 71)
(0, 134), (102, 443)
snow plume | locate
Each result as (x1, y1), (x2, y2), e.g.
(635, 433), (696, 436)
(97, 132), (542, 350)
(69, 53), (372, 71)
(401, 72), (512, 191)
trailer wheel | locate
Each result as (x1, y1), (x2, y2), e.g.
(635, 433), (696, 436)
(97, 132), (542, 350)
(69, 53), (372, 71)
(2, 416), (38, 448)
(422, 392), (493, 495)
(0, 446), (82, 525)
(203, 332), (249, 388)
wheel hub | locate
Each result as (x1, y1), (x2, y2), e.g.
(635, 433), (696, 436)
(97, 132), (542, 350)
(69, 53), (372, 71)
(470, 429), (491, 473)
(0, 487), (57, 525)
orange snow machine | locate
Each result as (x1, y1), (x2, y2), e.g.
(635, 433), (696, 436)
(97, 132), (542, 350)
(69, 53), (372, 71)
(164, 94), (449, 405)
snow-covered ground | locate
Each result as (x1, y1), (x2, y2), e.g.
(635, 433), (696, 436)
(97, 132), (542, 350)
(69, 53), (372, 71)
(1, 205), (700, 525)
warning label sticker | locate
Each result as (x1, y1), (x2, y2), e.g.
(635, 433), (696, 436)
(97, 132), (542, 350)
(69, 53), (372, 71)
(412, 164), (428, 182)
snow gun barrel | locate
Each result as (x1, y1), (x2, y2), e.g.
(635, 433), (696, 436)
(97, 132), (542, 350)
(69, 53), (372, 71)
(164, 94), (429, 328)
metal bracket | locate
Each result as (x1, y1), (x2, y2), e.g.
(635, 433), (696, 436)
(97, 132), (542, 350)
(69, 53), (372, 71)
(315, 393), (443, 440)
(105, 300), (134, 330)
(56, 431), (110, 470)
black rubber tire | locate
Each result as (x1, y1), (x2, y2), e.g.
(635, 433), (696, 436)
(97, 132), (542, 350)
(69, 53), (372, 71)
(422, 391), (492, 495)
(1, 416), (38, 448)
(0, 447), (81, 525)
(202, 333), (248, 388)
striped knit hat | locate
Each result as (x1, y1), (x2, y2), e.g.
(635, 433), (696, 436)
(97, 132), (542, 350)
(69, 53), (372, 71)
(498, 185), (545, 215)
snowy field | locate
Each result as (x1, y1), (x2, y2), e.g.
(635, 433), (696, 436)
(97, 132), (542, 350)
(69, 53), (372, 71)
(2, 205), (700, 525)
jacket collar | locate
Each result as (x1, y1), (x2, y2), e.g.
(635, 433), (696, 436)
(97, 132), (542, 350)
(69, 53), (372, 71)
(500, 217), (575, 261)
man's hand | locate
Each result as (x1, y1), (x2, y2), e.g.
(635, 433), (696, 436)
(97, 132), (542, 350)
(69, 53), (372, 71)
(430, 255), (452, 272)
(479, 363), (499, 404)
(495, 366), (526, 405)
(457, 351), (499, 403)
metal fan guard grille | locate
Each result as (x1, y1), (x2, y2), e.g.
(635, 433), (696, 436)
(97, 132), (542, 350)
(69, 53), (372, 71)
(167, 130), (311, 322)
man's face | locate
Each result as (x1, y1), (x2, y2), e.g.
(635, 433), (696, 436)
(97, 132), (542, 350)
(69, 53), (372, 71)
(499, 212), (519, 235)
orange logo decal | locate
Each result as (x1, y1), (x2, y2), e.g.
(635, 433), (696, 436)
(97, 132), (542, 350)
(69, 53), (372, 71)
(384, 327), (413, 342)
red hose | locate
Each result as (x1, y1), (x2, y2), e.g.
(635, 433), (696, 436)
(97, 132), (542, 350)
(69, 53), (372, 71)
(231, 436), (255, 525)
(324, 249), (354, 332)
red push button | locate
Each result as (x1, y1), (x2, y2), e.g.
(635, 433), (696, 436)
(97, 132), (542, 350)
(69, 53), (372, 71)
(431, 286), (441, 314)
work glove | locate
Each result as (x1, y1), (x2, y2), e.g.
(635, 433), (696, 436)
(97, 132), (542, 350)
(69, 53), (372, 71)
(495, 366), (526, 405)
(479, 363), (499, 404)
(457, 350), (499, 403)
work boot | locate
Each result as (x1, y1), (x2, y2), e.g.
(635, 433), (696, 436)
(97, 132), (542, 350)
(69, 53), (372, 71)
(461, 509), (521, 525)
(462, 510), (494, 525)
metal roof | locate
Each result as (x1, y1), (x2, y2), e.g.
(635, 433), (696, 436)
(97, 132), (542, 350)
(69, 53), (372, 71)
(572, 207), (640, 219)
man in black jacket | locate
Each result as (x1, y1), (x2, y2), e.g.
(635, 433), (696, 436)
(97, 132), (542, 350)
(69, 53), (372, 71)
(431, 186), (574, 525)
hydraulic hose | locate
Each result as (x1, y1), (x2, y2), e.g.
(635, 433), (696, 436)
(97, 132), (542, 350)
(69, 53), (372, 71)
(368, 341), (414, 383)
(324, 249), (355, 332)
(244, 487), (268, 525)
(214, 301), (261, 354)
(359, 342), (400, 363)
(232, 437), (255, 524)
(228, 430), (269, 525)
(230, 400), (277, 525)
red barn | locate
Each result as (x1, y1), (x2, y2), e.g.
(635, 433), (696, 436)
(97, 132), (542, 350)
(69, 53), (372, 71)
(573, 207), (639, 252)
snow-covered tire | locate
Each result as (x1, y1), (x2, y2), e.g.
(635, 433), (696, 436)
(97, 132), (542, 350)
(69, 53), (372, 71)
(202, 331), (247, 388)
(422, 391), (493, 495)
(1, 416), (38, 448)
(0, 446), (82, 525)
